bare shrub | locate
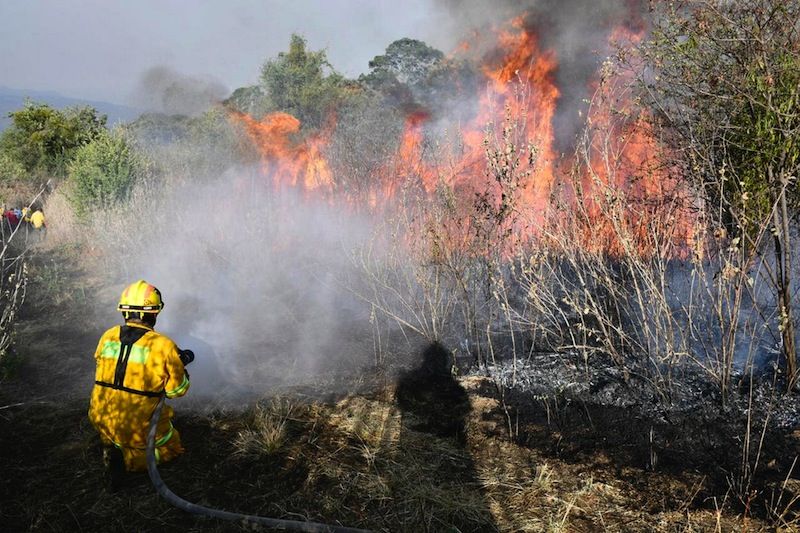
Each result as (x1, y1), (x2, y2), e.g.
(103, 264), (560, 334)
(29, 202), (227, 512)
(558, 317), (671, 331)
(0, 251), (27, 371)
(513, 60), (783, 403)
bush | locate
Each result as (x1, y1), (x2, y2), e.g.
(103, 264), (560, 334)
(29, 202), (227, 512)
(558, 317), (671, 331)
(0, 102), (106, 179)
(0, 153), (26, 184)
(66, 128), (143, 218)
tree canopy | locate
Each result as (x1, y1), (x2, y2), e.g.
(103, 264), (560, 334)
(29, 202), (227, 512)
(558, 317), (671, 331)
(0, 102), (106, 178)
(360, 38), (477, 119)
(260, 34), (348, 129)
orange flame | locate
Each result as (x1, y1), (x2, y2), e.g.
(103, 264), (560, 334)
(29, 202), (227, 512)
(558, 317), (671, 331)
(230, 11), (690, 257)
(232, 111), (334, 193)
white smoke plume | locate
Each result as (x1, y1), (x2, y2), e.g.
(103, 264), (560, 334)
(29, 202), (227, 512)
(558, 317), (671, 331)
(92, 168), (401, 402)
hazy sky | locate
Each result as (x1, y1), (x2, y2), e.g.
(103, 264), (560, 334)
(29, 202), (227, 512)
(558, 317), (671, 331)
(0, 0), (457, 105)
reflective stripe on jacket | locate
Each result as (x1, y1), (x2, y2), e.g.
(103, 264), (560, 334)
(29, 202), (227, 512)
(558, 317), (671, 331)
(89, 323), (189, 450)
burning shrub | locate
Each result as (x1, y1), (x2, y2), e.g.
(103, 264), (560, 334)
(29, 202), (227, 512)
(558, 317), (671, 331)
(638, 0), (800, 390)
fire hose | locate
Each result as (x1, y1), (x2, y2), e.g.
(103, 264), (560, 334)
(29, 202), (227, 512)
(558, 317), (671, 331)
(146, 396), (371, 533)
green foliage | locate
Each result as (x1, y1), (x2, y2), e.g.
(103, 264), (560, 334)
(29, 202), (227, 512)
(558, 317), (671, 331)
(128, 113), (192, 144)
(360, 38), (478, 121)
(66, 128), (142, 218)
(0, 153), (26, 183)
(0, 102), (106, 178)
(643, 0), (800, 230)
(260, 34), (347, 128)
(727, 52), (800, 218)
(130, 107), (255, 182)
(225, 85), (271, 118)
(181, 107), (257, 177)
(363, 38), (445, 88)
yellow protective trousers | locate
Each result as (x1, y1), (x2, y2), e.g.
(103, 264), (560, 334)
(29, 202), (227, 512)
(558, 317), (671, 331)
(89, 323), (190, 471)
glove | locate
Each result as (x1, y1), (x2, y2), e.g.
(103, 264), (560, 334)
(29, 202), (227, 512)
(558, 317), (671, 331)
(179, 349), (195, 366)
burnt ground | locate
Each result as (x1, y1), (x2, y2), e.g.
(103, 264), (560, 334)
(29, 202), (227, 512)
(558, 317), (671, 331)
(485, 352), (800, 518)
(2, 247), (800, 532)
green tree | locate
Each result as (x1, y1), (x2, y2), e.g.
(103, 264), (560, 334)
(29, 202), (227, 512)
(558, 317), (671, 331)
(641, 0), (800, 388)
(362, 38), (445, 89)
(360, 38), (477, 119)
(225, 85), (271, 119)
(67, 128), (142, 218)
(0, 102), (106, 178)
(260, 34), (346, 128)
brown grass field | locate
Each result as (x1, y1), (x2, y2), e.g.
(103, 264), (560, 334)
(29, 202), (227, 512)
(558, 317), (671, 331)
(1, 245), (798, 532)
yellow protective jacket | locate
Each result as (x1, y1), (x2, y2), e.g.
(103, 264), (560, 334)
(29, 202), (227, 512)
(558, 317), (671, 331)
(88, 322), (190, 471)
(30, 210), (45, 229)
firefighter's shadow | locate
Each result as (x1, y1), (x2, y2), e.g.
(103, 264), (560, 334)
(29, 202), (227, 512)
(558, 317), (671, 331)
(392, 342), (497, 531)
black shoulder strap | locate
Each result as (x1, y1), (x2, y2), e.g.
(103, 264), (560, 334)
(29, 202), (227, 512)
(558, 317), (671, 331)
(113, 326), (150, 388)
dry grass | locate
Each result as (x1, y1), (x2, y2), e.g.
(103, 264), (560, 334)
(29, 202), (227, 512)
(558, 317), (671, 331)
(3, 225), (795, 532)
(41, 187), (83, 248)
(184, 377), (782, 532)
(1, 354), (787, 532)
(232, 396), (296, 457)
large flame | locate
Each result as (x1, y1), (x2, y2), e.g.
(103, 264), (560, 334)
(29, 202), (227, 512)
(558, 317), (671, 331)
(230, 11), (687, 256)
(232, 110), (334, 193)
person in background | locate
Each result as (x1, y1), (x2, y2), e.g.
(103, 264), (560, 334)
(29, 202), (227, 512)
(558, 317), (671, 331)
(4, 208), (19, 231)
(29, 207), (46, 241)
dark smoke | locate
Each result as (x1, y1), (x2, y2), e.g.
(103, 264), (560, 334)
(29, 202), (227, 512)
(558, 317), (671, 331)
(132, 66), (228, 116)
(437, 0), (648, 151)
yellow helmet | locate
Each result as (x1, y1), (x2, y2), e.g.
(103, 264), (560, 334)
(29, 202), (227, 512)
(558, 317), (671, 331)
(117, 280), (164, 313)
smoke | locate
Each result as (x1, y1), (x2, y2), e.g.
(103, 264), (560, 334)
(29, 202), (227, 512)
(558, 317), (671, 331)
(131, 66), (228, 116)
(96, 1), (658, 402)
(86, 154), (432, 402)
(436, 0), (648, 150)
(100, 168), (398, 401)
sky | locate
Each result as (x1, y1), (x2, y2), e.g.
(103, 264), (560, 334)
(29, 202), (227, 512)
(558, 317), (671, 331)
(0, 0), (458, 106)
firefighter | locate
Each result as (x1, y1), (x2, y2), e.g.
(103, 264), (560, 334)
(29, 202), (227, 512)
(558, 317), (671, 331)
(29, 208), (46, 241)
(88, 280), (194, 488)
(4, 208), (19, 231)
(29, 209), (45, 229)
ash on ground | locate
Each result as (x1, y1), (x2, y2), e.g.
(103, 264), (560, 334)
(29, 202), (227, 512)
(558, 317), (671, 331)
(480, 351), (800, 428)
(468, 349), (800, 498)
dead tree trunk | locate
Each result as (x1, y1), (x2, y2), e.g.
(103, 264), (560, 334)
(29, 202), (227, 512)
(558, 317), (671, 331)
(770, 168), (797, 390)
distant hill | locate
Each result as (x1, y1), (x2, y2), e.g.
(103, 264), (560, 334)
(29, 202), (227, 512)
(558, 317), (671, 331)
(0, 86), (142, 131)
